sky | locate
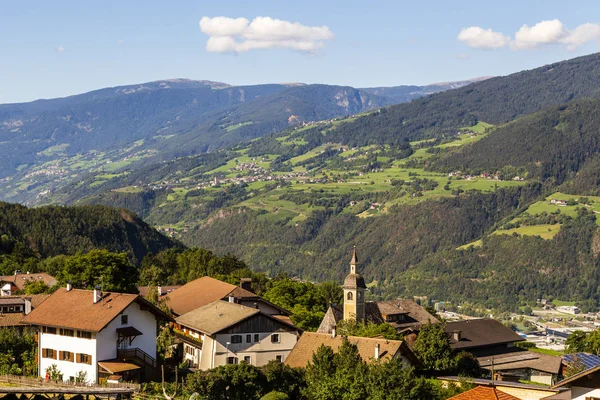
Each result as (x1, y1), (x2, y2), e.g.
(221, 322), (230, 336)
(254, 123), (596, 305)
(1, 0), (600, 103)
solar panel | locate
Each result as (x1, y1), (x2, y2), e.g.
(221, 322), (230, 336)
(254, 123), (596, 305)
(563, 353), (600, 370)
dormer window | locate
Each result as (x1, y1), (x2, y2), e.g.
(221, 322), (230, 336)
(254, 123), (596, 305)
(121, 315), (128, 325)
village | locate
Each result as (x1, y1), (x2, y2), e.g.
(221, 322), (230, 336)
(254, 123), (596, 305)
(1, 248), (600, 400)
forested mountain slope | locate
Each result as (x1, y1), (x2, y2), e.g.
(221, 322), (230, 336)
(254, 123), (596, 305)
(431, 99), (600, 184)
(0, 202), (179, 264)
(322, 52), (600, 145)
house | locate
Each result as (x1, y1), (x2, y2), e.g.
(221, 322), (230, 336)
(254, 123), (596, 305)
(440, 377), (568, 399)
(175, 299), (299, 369)
(552, 364), (600, 399)
(285, 331), (419, 369)
(21, 286), (172, 384)
(0, 272), (57, 296)
(446, 319), (561, 385)
(317, 247), (438, 335)
(0, 294), (49, 328)
(165, 276), (289, 317)
(446, 319), (525, 356)
(549, 199), (568, 207)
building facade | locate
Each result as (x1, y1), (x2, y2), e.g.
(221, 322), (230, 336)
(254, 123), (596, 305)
(175, 300), (299, 369)
(21, 287), (171, 383)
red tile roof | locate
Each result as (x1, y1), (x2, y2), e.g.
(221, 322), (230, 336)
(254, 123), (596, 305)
(447, 386), (521, 400)
(165, 276), (257, 316)
(21, 288), (171, 331)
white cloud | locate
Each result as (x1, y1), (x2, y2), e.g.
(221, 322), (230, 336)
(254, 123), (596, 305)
(55, 46), (65, 53)
(199, 16), (334, 54)
(511, 19), (566, 50)
(459, 20), (600, 51)
(457, 26), (509, 49)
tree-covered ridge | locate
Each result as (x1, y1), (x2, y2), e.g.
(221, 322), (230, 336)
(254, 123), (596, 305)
(0, 202), (179, 264)
(320, 52), (600, 146)
(431, 99), (600, 185)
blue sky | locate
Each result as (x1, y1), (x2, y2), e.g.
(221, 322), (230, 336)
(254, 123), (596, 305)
(1, 0), (599, 103)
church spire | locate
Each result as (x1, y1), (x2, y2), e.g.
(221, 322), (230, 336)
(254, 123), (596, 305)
(350, 246), (358, 274)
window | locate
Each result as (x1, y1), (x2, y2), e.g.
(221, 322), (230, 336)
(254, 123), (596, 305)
(246, 334), (252, 343)
(231, 335), (242, 344)
(243, 356), (251, 364)
(121, 315), (128, 325)
(42, 327), (57, 334)
(226, 357), (238, 365)
(347, 292), (353, 301)
(76, 353), (92, 365)
(42, 348), (56, 359)
(275, 355), (283, 362)
(77, 331), (92, 339)
(254, 334), (259, 343)
(59, 351), (74, 362)
(59, 328), (74, 337)
(271, 334), (280, 344)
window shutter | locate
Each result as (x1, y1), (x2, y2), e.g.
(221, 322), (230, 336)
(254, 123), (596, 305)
(88, 355), (92, 365)
(52, 349), (57, 359)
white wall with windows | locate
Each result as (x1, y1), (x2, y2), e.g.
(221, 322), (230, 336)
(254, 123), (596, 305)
(38, 327), (97, 383)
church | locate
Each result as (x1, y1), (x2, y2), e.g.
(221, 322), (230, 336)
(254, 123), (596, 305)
(317, 247), (438, 334)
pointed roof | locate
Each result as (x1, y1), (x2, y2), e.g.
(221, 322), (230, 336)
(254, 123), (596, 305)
(446, 386), (520, 400)
(350, 246), (358, 265)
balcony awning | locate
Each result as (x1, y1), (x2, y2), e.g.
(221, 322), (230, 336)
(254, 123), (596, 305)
(98, 360), (142, 374)
(117, 326), (143, 337)
(117, 326), (143, 346)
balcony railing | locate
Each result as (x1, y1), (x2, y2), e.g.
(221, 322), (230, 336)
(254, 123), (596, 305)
(117, 348), (157, 369)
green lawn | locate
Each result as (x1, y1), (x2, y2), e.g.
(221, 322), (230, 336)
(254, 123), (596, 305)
(492, 224), (562, 239)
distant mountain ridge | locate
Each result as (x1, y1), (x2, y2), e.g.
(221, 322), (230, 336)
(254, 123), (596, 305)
(0, 77), (484, 203)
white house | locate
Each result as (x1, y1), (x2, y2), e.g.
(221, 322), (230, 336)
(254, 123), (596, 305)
(0, 272), (56, 296)
(21, 286), (171, 383)
(175, 299), (299, 369)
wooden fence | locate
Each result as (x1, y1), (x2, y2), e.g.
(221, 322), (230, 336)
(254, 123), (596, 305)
(0, 374), (141, 391)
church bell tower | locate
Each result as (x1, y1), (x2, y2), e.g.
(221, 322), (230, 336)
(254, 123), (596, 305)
(343, 246), (366, 322)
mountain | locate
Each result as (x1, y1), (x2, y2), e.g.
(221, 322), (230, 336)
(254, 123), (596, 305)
(361, 76), (491, 103)
(321, 53), (600, 146)
(0, 78), (481, 204)
(0, 202), (180, 264)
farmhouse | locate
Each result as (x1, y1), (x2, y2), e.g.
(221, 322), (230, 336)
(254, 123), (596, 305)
(165, 276), (289, 317)
(175, 299), (299, 369)
(0, 272), (56, 296)
(21, 286), (172, 383)
(317, 247), (438, 334)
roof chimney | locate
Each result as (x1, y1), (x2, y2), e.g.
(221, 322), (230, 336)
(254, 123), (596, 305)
(157, 286), (162, 296)
(453, 331), (461, 342)
(24, 298), (32, 315)
(228, 296), (235, 303)
(66, 282), (72, 292)
(240, 278), (252, 291)
(331, 325), (337, 339)
(93, 286), (102, 304)
(375, 343), (380, 360)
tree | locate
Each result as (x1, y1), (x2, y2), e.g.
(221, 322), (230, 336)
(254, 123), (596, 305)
(54, 250), (139, 293)
(336, 320), (400, 340)
(304, 345), (337, 400)
(261, 360), (306, 400)
(564, 354), (586, 378)
(412, 323), (456, 372)
(186, 363), (267, 400)
(22, 280), (51, 294)
(366, 360), (434, 400)
(0, 328), (37, 376)
(566, 330), (589, 353)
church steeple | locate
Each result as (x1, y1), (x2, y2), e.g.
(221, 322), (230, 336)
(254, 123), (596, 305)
(343, 246), (366, 322)
(350, 246), (358, 274)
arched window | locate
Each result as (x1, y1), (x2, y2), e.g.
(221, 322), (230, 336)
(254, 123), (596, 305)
(347, 292), (353, 301)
